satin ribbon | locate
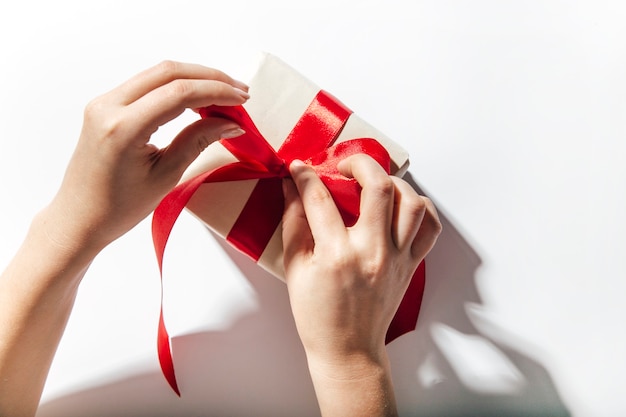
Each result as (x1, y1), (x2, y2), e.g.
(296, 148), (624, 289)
(152, 90), (426, 395)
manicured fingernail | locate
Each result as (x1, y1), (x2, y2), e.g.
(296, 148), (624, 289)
(233, 87), (250, 100)
(221, 127), (245, 139)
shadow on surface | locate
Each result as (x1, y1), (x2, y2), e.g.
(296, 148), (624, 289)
(37, 173), (570, 417)
(37, 252), (320, 417)
(388, 173), (570, 417)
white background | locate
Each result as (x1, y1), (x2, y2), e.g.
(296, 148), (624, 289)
(1, 1), (625, 416)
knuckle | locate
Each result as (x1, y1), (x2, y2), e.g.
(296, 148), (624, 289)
(369, 175), (394, 199)
(100, 115), (126, 140)
(84, 97), (125, 140)
(165, 79), (193, 100)
(83, 96), (105, 121)
(349, 237), (388, 277)
(429, 214), (443, 236)
(155, 59), (181, 77)
(421, 197), (443, 235)
(314, 243), (348, 268)
(327, 248), (351, 267)
(405, 194), (427, 218)
(305, 184), (332, 206)
(421, 196), (433, 206)
(360, 251), (388, 280)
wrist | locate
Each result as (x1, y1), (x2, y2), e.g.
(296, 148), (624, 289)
(305, 346), (391, 382)
(305, 348), (398, 417)
(37, 197), (107, 262)
(28, 204), (101, 284)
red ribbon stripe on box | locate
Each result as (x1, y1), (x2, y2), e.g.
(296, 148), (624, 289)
(152, 90), (426, 395)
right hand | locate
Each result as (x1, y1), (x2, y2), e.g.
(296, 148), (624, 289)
(281, 155), (442, 374)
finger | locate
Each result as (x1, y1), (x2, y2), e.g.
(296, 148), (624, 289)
(110, 60), (249, 105)
(411, 197), (443, 260)
(124, 79), (249, 140)
(154, 117), (245, 180)
(390, 177), (426, 251)
(289, 160), (346, 246)
(337, 154), (394, 237)
(281, 177), (314, 271)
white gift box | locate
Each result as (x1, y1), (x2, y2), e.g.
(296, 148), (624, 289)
(180, 53), (410, 279)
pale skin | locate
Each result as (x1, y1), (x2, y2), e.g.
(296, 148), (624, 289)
(0, 61), (441, 417)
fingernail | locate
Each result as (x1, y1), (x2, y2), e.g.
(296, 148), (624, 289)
(290, 159), (305, 169)
(221, 127), (245, 139)
(233, 79), (249, 91)
(233, 87), (250, 100)
(288, 159), (306, 174)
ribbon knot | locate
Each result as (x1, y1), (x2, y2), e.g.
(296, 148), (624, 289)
(152, 90), (425, 396)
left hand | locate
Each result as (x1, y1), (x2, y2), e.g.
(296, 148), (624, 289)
(43, 61), (249, 258)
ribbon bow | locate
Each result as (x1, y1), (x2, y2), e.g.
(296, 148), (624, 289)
(152, 90), (425, 395)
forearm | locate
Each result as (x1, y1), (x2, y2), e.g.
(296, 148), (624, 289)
(283, 157), (442, 417)
(306, 351), (398, 417)
(0, 207), (96, 417)
(0, 61), (250, 417)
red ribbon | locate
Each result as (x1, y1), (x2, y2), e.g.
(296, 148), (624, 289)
(152, 91), (426, 395)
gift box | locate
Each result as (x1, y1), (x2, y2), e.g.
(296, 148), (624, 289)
(180, 53), (410, 278)
(152, 53), (423, 395)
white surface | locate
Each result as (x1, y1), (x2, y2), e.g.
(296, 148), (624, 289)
(0, 1), (624, 416)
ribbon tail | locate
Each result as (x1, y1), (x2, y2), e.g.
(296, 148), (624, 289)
(385, 260), (426, 344)
(152, 175), (208, 396)
(152, 162), (275, 395)
(153, 178), (206, 272)
(157, 309), (180, 395)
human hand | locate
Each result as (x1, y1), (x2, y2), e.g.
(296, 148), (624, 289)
(282, 154), (442, 374)
(43, 61), (249, 258)
(0, 61), (250, 417)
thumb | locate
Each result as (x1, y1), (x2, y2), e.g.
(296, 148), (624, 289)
(282, 178), (314, 274)
(158, 116), (244, 178)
